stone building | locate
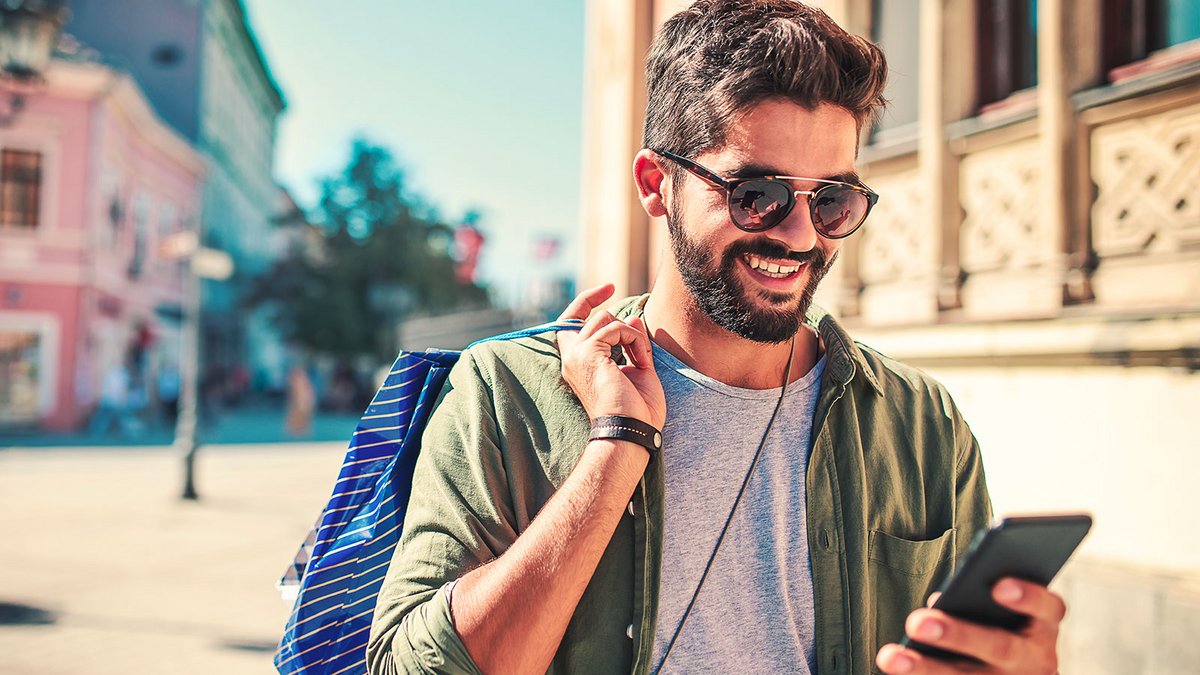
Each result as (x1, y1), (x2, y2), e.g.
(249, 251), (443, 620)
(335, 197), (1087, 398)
(579, 1), (1200, 672)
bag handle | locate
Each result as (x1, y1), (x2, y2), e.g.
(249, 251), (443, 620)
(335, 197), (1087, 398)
(467, 319), (583, 347)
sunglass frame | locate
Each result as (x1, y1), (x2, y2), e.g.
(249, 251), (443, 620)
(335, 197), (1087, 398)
(652, 148), (879, 238)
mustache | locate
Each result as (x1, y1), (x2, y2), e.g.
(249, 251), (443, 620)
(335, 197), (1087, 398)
(723, 239), (828, 268)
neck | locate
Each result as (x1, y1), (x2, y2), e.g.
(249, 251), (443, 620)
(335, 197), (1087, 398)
(642, 281), (821, 390)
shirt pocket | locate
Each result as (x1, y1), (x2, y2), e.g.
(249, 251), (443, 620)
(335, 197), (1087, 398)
(867, 528), (957, 675)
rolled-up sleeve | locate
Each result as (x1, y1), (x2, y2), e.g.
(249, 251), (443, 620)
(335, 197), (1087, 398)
(367, 349), (518, 675)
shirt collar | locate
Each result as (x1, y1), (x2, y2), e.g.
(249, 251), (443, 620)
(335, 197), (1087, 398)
(805, 303), (885, 397)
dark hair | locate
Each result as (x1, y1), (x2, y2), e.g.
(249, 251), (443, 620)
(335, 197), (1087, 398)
(643, 0), (888, 158)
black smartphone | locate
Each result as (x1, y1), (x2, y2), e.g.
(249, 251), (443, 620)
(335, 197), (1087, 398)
(899, 514), (1093, 663)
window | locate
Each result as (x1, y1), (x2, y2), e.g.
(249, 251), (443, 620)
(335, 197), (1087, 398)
(0, 330), (42, 424)
(0, 149), (43, 229)
(1101, 0), (1200, 75)
(976, 0), (1039, 109)
(128, 195), (150, 279)
(870, 0), (921, 144)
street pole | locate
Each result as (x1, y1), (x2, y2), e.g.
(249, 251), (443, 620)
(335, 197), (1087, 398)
(161, 237), (232, 501)
(175, 258), (201, 500)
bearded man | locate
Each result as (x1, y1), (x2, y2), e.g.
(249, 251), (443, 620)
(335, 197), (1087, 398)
(368, 2), (1068, 673)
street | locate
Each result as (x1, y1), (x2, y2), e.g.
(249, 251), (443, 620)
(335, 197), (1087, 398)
(0, 441), (348, 675)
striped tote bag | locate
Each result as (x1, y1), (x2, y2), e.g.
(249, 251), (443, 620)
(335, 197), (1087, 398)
(274, 321), (580, 675)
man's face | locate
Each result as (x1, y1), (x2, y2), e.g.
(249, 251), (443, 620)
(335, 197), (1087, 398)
(663, 100), (860, 343)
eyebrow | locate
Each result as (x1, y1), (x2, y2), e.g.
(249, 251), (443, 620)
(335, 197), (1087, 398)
(725, 163), (861, 185)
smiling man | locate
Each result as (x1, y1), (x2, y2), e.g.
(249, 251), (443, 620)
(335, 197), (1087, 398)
(368, 2), (1067, 674)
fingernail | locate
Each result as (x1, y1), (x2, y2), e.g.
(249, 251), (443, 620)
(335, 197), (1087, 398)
(997, 580), (1023, 602)
(891, 654), (914, 674)
(917, 618), (944, 641)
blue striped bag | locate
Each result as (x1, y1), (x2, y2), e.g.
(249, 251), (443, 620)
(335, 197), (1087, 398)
(274, 321), (581, 675)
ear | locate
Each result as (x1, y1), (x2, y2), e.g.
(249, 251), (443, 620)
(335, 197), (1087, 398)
(633, 149), (669, 218)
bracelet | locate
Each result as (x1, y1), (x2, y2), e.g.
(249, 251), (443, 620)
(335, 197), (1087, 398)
(589, 415), (662, 458)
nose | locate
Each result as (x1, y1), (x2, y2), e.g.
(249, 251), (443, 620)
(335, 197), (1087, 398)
(766, 191), (819, 253)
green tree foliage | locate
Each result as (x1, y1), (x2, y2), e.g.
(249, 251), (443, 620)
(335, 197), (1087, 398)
(249, 140), (489, 360)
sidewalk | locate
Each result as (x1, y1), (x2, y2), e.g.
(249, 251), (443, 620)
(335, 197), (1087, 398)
(0, 442), (349, 675)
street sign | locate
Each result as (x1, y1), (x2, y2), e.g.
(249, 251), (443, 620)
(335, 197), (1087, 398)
(191, 248), (234, 280)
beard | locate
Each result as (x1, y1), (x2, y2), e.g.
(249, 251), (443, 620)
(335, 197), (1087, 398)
(666, 193), (835, 344)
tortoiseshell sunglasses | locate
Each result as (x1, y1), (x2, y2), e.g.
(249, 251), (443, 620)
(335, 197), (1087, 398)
(652, 148), (879, 239)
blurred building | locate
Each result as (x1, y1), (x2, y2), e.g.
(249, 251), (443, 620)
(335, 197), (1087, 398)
(0, 58), (203, 431)
(580, 1), (1199, 672)
(65, 0), (289, 393)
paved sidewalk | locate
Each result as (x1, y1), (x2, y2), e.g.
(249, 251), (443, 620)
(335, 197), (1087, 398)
(0, 442), (348, 675)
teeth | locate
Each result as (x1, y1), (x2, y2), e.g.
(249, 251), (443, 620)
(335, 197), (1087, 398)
(744, 254), (801, 277)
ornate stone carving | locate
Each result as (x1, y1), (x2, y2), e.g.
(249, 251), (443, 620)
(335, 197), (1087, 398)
(857, 169), (931, 284)
(958, 138), (1050, 274)
(1091, 102), (1200, 258)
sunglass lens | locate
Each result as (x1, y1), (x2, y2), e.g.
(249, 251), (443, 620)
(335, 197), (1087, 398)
(811, 188), (869, 237)
(728, 180), (792, 231)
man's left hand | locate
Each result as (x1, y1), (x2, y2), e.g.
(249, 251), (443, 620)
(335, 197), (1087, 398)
(875, 578), (1066, 674)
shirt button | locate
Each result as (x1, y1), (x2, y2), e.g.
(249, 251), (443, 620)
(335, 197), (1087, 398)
(626, 623), (634, 639)
(627, 501), (635, 517)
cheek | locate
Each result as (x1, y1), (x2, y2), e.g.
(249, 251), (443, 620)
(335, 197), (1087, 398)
(821, 241), (843, 266)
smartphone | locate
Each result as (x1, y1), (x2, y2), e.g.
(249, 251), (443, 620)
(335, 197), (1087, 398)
(899, 514), (1093, 663)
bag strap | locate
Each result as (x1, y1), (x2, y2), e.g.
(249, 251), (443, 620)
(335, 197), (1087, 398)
(467, 318), (583, 347)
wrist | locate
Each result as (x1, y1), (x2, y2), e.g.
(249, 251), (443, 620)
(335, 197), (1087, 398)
(588, 415), (662, 461)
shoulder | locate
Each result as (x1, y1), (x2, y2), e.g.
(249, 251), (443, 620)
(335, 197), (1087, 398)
(443, 330), (579, 421)
(854, 343), (958, 415)
(459, 331), (565, 387)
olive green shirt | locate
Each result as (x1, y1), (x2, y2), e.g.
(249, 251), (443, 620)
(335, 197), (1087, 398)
(368, 296), (992, 675)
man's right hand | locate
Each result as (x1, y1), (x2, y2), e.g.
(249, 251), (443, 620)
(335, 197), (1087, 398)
(438, 284), (665, 674)
(557, 284), (666, 431)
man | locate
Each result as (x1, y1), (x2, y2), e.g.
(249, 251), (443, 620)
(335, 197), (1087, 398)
(368, 2), (1067, 673)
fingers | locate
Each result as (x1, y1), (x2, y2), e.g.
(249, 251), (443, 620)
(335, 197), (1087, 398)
(926, 592), (941, 608)
(875, 643), (976, 675)
(577, 308), (619, 341)
(558, 283), (615, 323)
(903, 609), (1023, 668)
(877, 583), (1066, 674)
(992, 578), (1067, 627)
(588, 317), (654, 369)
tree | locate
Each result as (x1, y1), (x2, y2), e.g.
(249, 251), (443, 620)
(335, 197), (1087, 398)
(249, 140), (489, 362)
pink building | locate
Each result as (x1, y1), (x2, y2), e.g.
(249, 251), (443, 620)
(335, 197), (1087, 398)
(0, 59), (204, 431)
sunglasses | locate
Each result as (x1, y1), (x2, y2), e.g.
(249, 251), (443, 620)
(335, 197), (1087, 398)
(652, 148), (879, 238)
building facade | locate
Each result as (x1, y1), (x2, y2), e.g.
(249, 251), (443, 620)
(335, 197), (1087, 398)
(0, 59), (204, 431)
(580, 1), (1200, 672)
(66, 0), (288, 393)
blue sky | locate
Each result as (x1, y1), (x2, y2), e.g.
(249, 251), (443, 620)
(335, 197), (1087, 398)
(242, 1), (586, 306)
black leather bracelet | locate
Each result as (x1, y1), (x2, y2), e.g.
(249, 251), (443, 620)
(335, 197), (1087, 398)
(589, 415), (662, 459)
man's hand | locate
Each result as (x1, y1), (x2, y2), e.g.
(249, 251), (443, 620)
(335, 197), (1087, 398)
(875, 578), (1066, 674)
(557, 284), (666, 430)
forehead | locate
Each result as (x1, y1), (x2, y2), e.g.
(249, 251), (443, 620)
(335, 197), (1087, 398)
(698, 99), (859, 178)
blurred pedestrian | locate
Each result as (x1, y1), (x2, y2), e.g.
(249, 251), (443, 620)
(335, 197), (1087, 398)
(157, 365), (181, 429)
(88, 361), (136, 436)
(285, 364), (315, 437)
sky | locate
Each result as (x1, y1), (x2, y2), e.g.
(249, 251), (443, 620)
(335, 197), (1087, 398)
(241, 1), (586, 307)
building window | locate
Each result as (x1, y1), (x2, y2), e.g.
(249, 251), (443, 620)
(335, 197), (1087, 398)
(0, 149), (43, 230)
(0, 330), (42, 424)
(870, 0), (921, 144)
(1101, 0), (1200, 75)
(976, 0), (1039, 110)
(128, 195), (150, 279)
